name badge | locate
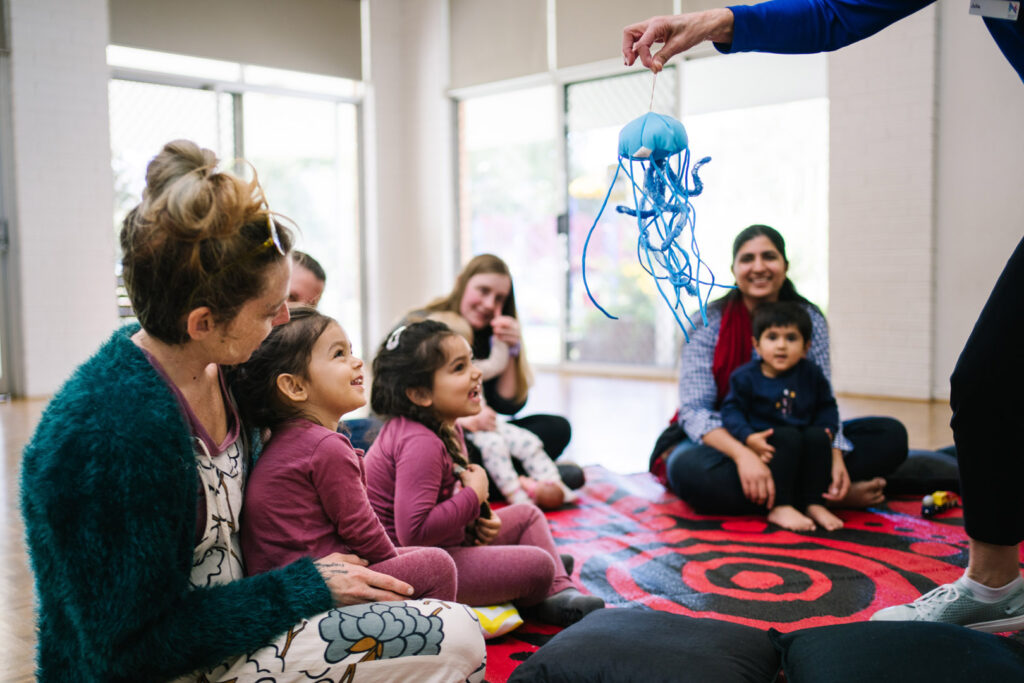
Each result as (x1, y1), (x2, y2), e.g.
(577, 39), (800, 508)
(969, 0), (1020, 20)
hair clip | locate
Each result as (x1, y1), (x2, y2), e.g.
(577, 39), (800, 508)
(386, 325), (406, 351)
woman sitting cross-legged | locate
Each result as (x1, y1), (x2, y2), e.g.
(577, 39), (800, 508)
(651, 224), (908, 515)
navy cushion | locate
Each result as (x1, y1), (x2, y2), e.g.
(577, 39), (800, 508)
(509, 609), (779, 683)
(886, 447), (959, 495)
(770, 621), (1024, 682)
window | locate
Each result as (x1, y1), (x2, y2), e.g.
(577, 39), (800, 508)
(108, 48), (364, 352)
(456, 52), (828, 371)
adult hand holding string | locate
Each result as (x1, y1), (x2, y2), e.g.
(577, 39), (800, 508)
(622, 10), (735, 72)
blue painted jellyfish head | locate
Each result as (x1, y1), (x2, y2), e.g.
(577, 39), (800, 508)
(618, 112), (688, 162)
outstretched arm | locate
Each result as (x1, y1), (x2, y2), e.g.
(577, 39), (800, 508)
(623, 0), (935, 71)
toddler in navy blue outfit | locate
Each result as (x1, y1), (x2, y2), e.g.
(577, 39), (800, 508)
(721, 302), (845, 532)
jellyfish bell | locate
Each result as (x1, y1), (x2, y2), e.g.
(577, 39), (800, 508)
(618, 112), (689, 161)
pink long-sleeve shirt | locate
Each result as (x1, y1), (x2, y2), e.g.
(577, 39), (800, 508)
(241, 419), (397, 576)
(364, 417), (481, 548)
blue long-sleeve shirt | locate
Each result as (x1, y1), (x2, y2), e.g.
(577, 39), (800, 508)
(719, 0), (1024, 83)
(721, 357), (841, 444)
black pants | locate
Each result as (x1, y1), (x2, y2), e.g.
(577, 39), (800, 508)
(768, 426), (832, 509)
(666, 417), (907, 515)
(950, 235), (1024, 546)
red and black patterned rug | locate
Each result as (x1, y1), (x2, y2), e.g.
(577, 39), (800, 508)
(484, 465), (988, 682)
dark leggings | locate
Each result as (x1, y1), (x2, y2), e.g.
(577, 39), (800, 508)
(666, 417), (907, 515)
(950, 234), (1024, 546)
(768, 426), (833, 509)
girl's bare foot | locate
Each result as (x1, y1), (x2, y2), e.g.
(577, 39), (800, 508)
(767, 505), (816, 532)
(831, 477), (886, 508)
(806, 504), (844, 531)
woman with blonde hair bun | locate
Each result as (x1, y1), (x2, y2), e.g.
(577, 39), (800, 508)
(20, 139), (484, 682)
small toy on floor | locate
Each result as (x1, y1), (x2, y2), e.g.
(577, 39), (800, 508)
(921, 490), (959, 517)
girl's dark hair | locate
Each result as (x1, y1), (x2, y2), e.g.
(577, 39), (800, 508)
(714, 224), (810, 309)
(230, 305), (334, 429)
(120, 139), (294, 344)
(370, 320), (478, 477)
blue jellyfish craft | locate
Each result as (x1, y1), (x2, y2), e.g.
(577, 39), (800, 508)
(581, 111), (725, 341)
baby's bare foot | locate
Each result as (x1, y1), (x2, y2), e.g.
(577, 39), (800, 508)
(768, 505), (816, 532)
(531, 480), (565, 510)
(806, 504), (844, 531)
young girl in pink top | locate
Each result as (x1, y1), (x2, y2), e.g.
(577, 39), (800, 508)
(233, 306), (457, 600)
(364, 319), (604, 626)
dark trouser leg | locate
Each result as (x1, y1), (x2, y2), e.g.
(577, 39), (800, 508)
(766, 426), (803, 508)
(666, 439), (761, 515)
(798, 427), (833, 507)
(841, 417), (908, 481)
(950, 235), (1024, 546)
(508, 414), (572, 459)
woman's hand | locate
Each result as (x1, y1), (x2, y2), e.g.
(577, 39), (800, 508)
(490, 315), (521, 346)
(314, 552), (414, 605)
(745, 429), (775, 462)
(460, 463), (491, 504)
(822, 449), (851, 503)
(622, 10), (735, 72)
(734, 449), (775, 509)
(457, 406), (498, 433)
(473, 511), (502, 545)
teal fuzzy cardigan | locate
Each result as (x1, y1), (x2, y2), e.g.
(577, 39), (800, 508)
(20, 326), (333, 682)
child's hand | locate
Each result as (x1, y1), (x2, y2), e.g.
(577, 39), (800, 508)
(460, 464), (490, 504)
(745, 429), (775, 462)
(473, 511), (502, 545)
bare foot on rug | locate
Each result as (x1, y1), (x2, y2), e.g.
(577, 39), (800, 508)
(830, 477), (886, 508)
(768, 505), (816, 532)
(806, 504), (844, 531)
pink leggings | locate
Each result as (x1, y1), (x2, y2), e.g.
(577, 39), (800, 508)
(369, 546), (458, 601)
(445, 503), (574, 607)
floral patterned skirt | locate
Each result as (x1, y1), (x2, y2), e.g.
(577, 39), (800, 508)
(188, 600), (486, 683)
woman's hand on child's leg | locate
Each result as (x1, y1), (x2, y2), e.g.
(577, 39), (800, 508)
(473, 512), (502, 545)
(734, 449), (775, 509)
(821, 448), (851, 503)
(314, 552), (414, 605)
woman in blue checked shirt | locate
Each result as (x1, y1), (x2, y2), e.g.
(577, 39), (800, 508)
(652, 225), (907, 514)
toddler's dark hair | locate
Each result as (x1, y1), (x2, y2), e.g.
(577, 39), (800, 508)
(230, 305), (334, 429)
(752, 301), (813, 343)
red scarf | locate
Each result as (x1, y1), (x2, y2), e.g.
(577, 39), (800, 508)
(711, 296), (752, 406)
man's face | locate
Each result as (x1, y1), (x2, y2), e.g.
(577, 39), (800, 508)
(289, 263), (325, 307)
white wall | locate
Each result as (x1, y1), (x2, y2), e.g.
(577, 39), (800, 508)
(828, 5), (938, 398)
(7, 0), (117, 397)
(932, 3), (1024, 400)
(827, 3), (1024, 400)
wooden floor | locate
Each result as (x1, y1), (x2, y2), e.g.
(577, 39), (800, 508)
(0, 374), (952, 680)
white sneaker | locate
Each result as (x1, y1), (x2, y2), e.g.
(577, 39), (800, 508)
(871, 578), (1024, 633)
